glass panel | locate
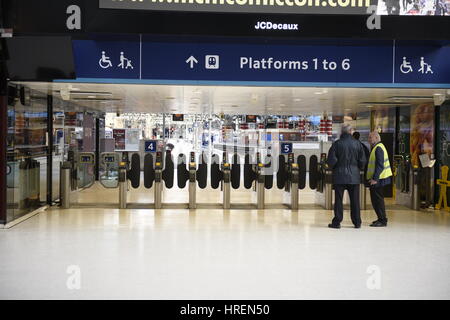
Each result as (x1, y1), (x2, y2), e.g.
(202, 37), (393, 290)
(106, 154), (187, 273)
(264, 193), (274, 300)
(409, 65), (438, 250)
(6, 85), (48, 222)
(100, 153), (119, 188)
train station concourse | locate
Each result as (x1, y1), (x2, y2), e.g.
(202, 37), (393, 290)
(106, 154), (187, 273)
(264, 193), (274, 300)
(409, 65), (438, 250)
(1, 0), (450, 302)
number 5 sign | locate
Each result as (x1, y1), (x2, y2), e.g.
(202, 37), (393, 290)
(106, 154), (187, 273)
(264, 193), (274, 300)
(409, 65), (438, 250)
(281, 143), (292, 154)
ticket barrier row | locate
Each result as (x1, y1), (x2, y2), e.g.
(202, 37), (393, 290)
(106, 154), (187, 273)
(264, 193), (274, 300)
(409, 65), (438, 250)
(61, 150), (323, 210)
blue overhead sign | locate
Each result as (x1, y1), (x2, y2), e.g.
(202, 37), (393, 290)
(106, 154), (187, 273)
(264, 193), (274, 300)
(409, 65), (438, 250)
(71, 38), (450, 86)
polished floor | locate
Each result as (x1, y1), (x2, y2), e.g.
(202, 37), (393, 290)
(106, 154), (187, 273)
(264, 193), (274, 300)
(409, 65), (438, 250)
(1, 187), (450, 300)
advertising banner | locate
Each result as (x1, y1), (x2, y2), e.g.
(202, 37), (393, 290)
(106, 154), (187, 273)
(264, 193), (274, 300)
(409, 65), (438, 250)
(113, 129), (126, 150)
(99, 0), (450, 16)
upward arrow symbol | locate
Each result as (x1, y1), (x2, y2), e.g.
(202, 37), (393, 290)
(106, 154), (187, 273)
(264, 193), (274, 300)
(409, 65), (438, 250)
(186, 56), (198, 69)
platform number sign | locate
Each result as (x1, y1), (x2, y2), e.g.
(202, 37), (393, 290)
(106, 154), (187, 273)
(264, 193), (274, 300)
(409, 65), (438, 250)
(281, 143), (293, 155)
(145, 140), (157, 153)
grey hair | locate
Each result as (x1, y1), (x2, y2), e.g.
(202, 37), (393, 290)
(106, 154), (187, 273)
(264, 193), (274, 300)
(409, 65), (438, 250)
(341, 123), (353, 135)
(369, 131), (381, 143)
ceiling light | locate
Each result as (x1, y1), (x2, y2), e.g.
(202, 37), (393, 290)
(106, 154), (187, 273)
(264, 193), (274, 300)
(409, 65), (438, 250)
(294, 98), (302, 102)
(388, 96), (433, 101)
(359, 102), (410, 106)
(69, 91), (113, 96)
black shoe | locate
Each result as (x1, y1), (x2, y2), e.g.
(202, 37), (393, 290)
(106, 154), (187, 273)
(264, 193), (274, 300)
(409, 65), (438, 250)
(354, 225), (361, 229)
(328, 224), (341, 229)
(370, 221), (387, 227)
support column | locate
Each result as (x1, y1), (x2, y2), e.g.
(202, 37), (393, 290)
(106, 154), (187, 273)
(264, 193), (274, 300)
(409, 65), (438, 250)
(434, 104), (441, 204)
(46, 94), (53, 204)
(0, 37), (8, 224)
(95, 117), (100, 181)
(0, 92), (7, 224)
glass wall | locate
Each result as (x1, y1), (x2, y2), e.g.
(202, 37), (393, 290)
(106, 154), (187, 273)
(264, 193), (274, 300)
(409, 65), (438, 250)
(6, 85), (48, 222)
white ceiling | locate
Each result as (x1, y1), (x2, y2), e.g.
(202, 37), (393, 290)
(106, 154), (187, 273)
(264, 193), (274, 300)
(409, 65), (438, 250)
(14, 81), (449, 115)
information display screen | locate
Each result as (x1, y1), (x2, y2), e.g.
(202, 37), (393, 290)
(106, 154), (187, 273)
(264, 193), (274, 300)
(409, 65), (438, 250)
(104, 156), (116, 163)
(173, 114), (185, 122)
(80, 155), (93, 163)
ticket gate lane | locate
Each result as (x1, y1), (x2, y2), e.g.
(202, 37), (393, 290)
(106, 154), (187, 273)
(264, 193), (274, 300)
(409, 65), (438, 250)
(196, 153), (208, 190)
(128, 153), (141, 189)
(244, 154), (255, 190)
(144, 153), (155, 189)
(231, 153), (241, 190)
(264, 155), (274, 190)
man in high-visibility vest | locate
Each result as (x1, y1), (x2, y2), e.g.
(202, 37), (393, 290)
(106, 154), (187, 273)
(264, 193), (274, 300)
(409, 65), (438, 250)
(367, 131), (393, 227)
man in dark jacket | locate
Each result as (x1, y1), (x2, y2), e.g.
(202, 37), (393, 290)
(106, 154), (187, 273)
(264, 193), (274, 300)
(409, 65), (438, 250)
(327, 123), (367, 229)
(353, 131), (370, 184)
(367, 131), (393, 227)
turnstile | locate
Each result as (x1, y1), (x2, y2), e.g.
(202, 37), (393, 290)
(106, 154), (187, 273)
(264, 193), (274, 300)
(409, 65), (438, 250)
(188, 152), (197, 209)
(154, 152), (163, 209)
(119, 161), (127, 209)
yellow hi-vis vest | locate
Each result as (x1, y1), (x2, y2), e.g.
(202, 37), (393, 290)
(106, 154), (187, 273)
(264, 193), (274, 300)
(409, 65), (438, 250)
(366, 143), (393, 180)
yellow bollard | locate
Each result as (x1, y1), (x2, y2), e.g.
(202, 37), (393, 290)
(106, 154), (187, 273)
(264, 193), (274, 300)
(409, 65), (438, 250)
(436, 166), (450, 211)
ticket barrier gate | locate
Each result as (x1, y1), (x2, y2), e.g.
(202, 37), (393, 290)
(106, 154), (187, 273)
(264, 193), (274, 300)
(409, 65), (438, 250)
(393, 155), (421, 210)
(276, 153), (307, 210)
(188, 153), (197, 209)
(77, 153), (96, 189)
(210, 151), (265, 209)
(313, 154), (333, 210)
(119, 162), (127, 209)
(61, 152), (121, 208)
(359, 171), (367, 211)
(211, 153), (230, 209)
(154, 152), (163, 209)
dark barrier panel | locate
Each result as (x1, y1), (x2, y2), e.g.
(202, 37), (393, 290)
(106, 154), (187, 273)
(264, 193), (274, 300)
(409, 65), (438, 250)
(309, 155), (318, 190)
(144, 154), (155, 189)
(6, 37), (76, 81)
(243, 154), (255, 189)
(264, 155), (273, 190)
(210, 154), (222, 190)
(177, 154), (189, 189)
(162, 150), (174, 189)
(231, 153), (240, 189)
(128, 153), (141, 189)
(277, 155), (287, 189)
(298, 155), (307, 190)
(197, 153), (208, 189)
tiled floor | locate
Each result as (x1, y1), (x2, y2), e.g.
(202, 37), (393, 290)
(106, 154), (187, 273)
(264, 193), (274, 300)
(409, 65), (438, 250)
(1, 186), (449, 300)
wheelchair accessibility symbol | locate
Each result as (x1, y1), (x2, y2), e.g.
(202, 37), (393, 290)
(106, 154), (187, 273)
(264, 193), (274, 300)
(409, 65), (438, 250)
(99, 51), (113, 69)
(400, 57), (413, 74)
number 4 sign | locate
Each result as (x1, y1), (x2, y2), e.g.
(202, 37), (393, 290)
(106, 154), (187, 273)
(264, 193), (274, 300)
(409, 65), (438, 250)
(145, 140), (157, 152)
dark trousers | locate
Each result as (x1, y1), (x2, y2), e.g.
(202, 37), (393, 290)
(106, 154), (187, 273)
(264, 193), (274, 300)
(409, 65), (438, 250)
(332, 184), (361, 227)
(370, 186), (388, 224)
